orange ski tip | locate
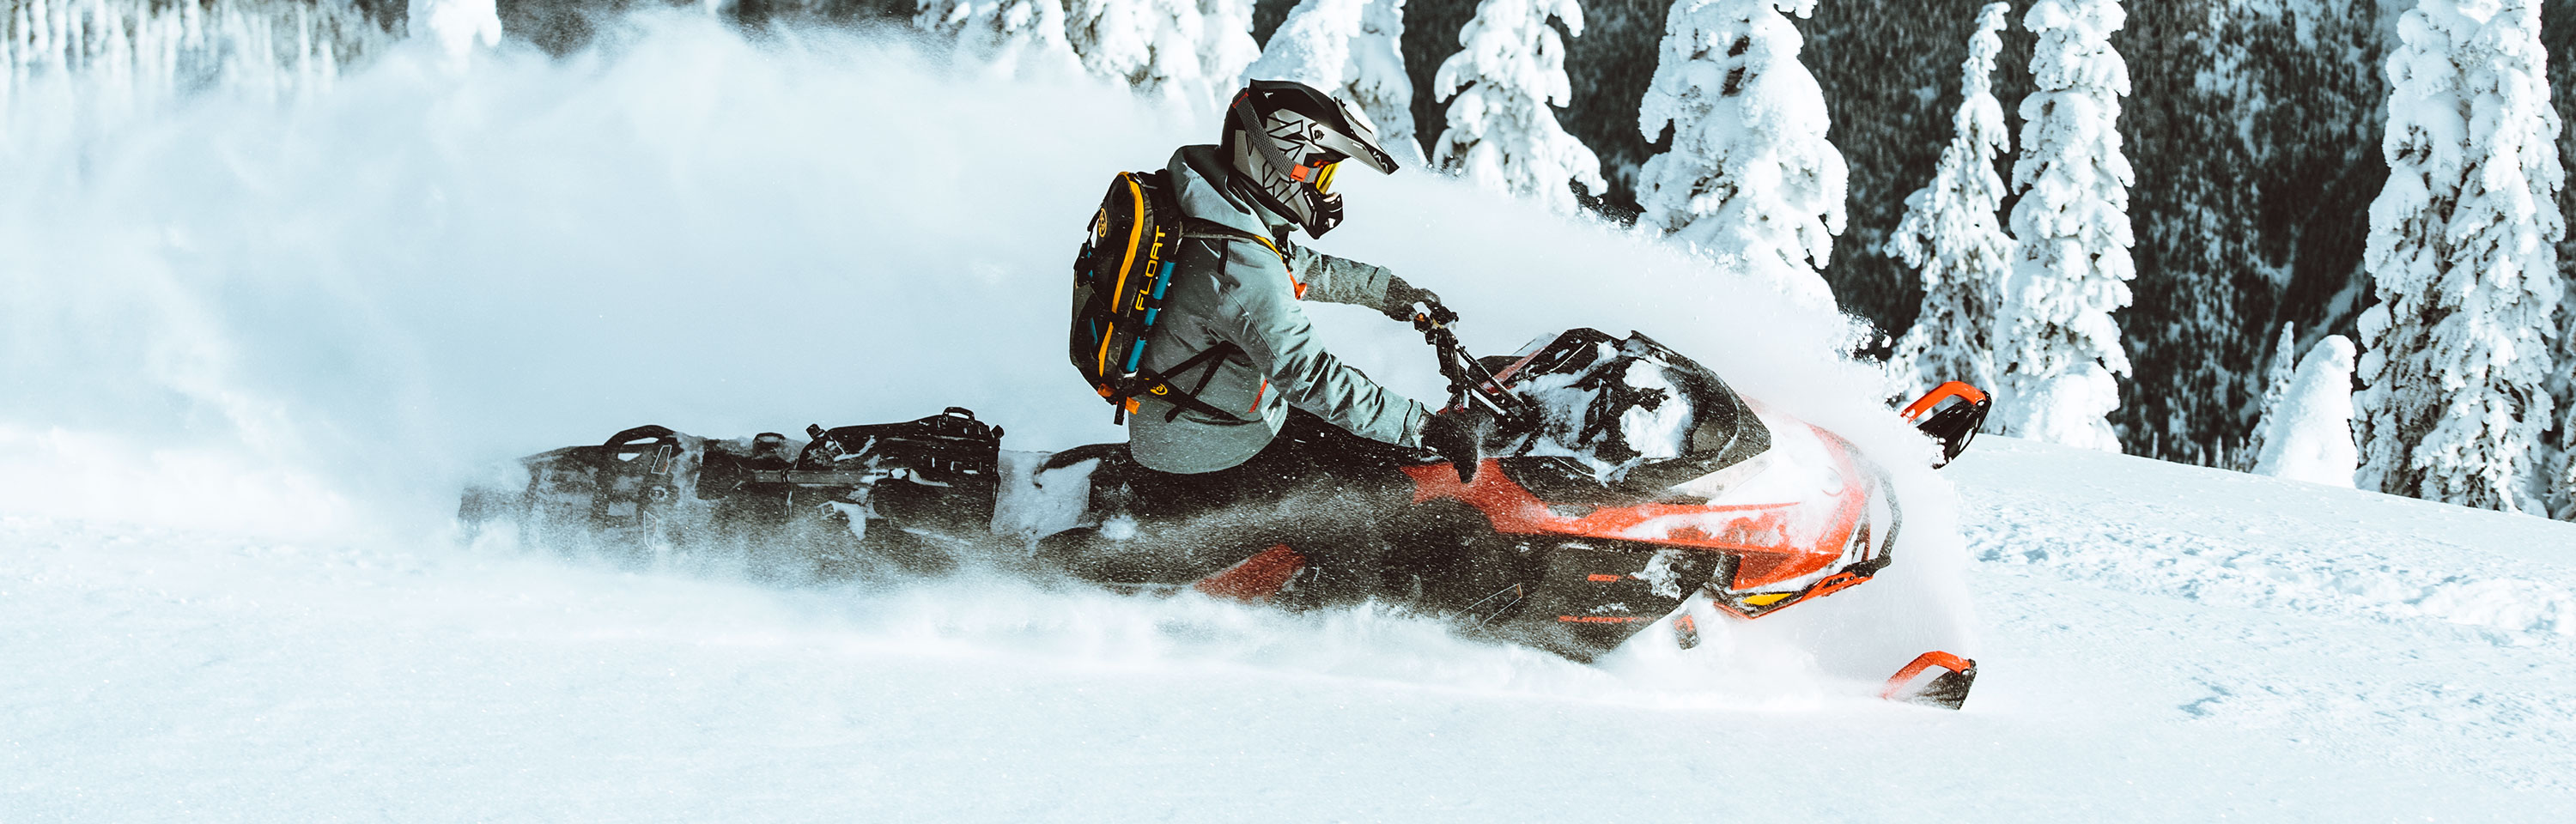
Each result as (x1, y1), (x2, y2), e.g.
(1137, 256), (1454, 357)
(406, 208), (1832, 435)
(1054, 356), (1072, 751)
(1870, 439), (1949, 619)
(1902, 381), (1990, 421)
(1879, 651), (1977, 700)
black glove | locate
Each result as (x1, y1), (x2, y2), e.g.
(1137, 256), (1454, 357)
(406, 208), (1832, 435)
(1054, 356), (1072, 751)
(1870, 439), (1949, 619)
(1383, 280), (1443, 323)
(1420, 408), (1493, 483)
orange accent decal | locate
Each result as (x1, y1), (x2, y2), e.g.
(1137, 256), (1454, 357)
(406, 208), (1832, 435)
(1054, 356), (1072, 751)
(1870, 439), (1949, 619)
(1099, 177), (1146, 375)
(1194, 545), (1306, 603)
(1095, 323), (1116, 376)
(1802, 570), (1874, 602)
(1248, 379), (1269, 413)
(1398, 420), (1874, 597)
(1557, 615), (1648, 624)
(1585, 573), (1623, 583)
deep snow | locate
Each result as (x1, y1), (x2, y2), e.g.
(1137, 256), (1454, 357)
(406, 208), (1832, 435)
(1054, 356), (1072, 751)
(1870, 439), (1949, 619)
(7, 10), (2576, 822)
(9, 437), (2575, 821)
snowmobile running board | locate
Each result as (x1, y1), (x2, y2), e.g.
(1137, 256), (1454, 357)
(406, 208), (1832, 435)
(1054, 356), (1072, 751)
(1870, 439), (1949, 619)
(729, 470), (887, 487)
(1880, 651), (1978, 710)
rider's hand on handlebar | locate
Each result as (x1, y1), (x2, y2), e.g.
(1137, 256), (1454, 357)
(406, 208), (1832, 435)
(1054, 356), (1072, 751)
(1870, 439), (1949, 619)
(1420, 407), (1493, 483)
(1423, 301), (1459, 326)
(1384, 282), (1446, 324)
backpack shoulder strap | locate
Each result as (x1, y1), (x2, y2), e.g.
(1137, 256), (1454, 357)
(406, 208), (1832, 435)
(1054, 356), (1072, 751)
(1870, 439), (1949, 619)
(1177, 217), (1288, 264)
(1134, 342), (1247, 424)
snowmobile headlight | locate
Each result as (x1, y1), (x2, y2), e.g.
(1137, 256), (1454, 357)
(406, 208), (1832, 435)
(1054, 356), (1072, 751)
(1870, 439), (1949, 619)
(1710, 587), (1804, 619)
(1704, 512), (1885, 619)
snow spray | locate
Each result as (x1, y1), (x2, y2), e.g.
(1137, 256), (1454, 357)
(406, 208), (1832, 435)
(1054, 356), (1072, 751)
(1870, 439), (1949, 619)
(1, 8), (1973, 694)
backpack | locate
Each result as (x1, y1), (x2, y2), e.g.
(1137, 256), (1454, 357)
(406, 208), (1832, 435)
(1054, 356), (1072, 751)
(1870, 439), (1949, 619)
(1068, 169), (1279, 424)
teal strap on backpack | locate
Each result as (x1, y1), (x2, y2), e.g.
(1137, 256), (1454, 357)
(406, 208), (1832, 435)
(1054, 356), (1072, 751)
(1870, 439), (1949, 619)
(1070, 172), (1285, 426)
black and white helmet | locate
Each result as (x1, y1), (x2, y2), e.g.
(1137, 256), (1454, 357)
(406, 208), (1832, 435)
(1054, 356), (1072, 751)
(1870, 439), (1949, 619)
(1222, 79), (1401, 238)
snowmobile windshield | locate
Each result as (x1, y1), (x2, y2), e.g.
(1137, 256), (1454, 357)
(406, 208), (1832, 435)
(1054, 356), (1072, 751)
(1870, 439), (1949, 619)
(1491, 330), (1772, 500)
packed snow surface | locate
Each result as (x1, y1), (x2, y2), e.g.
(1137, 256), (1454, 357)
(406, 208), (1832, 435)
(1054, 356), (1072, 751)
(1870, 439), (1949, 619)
(7, 11), (2576, 822)
(12, 438), (2576, 821)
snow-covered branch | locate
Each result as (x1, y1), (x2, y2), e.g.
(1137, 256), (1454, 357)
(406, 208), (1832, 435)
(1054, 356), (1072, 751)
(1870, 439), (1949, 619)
(914, 0), (1079, 76)
(1064, 0), (1258, 109)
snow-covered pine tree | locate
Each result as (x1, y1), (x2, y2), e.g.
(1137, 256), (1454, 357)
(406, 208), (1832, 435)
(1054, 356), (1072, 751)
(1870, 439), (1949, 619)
(914, 0), (1079, 75)
(1199, 0), (1260, 95)
(1886, 2), (2014, 399)
(1352, 0), (1423, 167)
(1244, 0), (1425, 167)
(2238, 322), (2299, 472)
(1249, 0), (1364, 88)
(2353, 0), (2564, 514)
(411, 0), (501, 65)
(2549, 3), (2576, 520)
(1992, 0), (2135, 452)
(1634, 0), (1846, 304)
(2251, 335), (2360, 488)
(1064, 0), (1259, 107)
(1430, 0), (1607, 213)
(2560, 280), (2576, 518)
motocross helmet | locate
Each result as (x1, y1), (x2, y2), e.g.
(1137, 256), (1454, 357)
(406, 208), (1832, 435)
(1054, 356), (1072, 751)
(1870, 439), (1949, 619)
(1221, 79), (1400, 238)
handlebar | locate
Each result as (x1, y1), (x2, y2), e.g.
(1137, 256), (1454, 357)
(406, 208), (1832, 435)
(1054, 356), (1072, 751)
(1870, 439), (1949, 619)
(1410, 303), (1528, 420)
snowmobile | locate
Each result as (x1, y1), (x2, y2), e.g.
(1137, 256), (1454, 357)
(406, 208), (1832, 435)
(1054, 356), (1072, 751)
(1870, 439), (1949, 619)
(458, 315), (1992, 709)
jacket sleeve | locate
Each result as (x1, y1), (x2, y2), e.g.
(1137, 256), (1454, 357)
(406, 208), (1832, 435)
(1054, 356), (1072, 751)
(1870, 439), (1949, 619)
(1224, 247), (1429, 447)
(1290, 245), (1406, 314)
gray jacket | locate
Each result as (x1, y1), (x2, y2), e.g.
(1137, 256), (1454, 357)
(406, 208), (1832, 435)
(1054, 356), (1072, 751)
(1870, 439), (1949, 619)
(1126, 145), (1431, 474)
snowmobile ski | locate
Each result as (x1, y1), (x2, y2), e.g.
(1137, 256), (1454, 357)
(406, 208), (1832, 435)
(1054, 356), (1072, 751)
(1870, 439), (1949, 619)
(1880, 651), (1978, 710)
(1903, 381), (1991, 468)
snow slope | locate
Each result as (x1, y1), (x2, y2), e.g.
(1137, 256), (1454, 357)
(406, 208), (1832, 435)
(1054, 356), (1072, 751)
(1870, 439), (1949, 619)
(9, 438), (2575, 821)
(8, 9), (2576, 822)
(1950, 438), (2576, 807)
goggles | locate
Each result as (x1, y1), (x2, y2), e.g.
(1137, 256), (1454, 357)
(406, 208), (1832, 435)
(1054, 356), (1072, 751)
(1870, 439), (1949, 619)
(1290, 154), (1345, 195)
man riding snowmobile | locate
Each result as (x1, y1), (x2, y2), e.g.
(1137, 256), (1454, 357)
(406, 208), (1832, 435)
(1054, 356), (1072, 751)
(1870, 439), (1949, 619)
(461, 81), (1995, 700)
(1070, 79), (1486, 556)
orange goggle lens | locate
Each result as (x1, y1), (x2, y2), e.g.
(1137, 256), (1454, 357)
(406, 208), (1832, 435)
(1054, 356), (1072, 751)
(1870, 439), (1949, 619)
(1314, 161), (1340, 195)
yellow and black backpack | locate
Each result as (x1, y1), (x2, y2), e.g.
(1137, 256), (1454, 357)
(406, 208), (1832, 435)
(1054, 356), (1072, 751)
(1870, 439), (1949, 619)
(1068, 170), (1276, 424)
